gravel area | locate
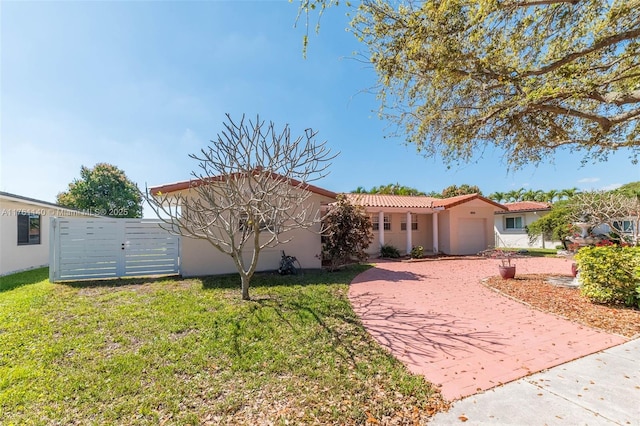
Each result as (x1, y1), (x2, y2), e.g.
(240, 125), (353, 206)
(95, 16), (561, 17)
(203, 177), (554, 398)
(484, 274), (640, 338)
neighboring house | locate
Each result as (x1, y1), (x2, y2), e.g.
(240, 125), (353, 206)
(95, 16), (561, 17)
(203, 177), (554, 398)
(149, 177), (337, 277)
(593, 219), (638, 244)
(343, 193), (507, 256)
(494, 201), (560, 249)
(0, 192), (91, 276)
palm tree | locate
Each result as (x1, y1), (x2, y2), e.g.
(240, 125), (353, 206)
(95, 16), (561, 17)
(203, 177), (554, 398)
(522, 189), (539, 201)
(489, 191), (506, 203)
(357, 183), (426, 196)
(505, 188), (525, 202)
(544, 189), (559, 203)
(560, 187), (580, 200)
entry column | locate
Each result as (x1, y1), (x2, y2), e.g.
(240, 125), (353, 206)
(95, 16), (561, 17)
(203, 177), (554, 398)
(378, 211), (385, 247)
(406, 212), (412, 255)
(432, 212), (439, 254)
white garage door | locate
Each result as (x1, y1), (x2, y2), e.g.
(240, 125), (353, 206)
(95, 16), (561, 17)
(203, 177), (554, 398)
(456, 218), (487, 255)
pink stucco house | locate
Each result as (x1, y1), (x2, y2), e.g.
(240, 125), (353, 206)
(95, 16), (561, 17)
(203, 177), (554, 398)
(150, 171), (508, 276)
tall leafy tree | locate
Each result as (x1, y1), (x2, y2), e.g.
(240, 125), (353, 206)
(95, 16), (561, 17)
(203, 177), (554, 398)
(351, 183), (426, 196)
(614, 181), (640, 199)
(441, 184), (482, 198)
(57, 163), (142, 218)
(299, 0), (640, 167)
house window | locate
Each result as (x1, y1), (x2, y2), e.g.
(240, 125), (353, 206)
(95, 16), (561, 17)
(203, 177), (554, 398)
(401, 215), (418, 231)
(18, 213), (41, 245)
(613, 220), (634, 233)
(371, 214), (390, 231)
(505, 216), (524, 230)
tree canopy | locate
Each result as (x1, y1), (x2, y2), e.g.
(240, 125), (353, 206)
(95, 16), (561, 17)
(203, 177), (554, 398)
(613, 181), (640, 198)
(488, 187), (580, 203)
(351, 183), (426, 195)
(441, 184), (482, 197)
(299, 0), (640, 168)
(57, 163), (142, 218)
(526, 200), (574, 248)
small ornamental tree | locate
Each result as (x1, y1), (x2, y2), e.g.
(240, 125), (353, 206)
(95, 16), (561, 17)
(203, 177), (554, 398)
(568, 191), (640, 246)
(526, 200), (575, 249)
(146, 114), (335, 300)
(322, 195), (373, 271)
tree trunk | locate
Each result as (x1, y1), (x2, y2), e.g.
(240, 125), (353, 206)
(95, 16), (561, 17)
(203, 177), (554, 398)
(241, 274), (251, 300)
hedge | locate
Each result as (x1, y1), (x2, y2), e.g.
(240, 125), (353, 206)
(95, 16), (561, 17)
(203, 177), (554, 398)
(574, 246), (640, 307)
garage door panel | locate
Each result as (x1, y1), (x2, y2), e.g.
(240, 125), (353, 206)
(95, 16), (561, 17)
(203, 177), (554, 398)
(457, 218), (487, 255)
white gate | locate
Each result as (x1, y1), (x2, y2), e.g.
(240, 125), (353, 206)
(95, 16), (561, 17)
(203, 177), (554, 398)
(49, 217), (180, 282)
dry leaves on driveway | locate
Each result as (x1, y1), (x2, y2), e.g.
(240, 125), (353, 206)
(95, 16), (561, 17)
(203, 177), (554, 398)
(484, 274), (640, 338)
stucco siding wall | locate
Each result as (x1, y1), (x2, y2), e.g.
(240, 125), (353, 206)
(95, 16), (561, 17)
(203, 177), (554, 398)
(0, 201), (50, 275)
(180, 192), (331, 277)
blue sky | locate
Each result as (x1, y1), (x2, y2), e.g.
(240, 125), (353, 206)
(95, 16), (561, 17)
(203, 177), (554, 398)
(2, 1), (638, 217)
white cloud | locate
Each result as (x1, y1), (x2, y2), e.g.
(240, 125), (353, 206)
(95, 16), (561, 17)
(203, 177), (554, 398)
(577, 177), (600, 183)
(600, 183), (623, 191)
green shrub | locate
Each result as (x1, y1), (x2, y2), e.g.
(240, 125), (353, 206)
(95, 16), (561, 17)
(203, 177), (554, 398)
(575, 246), (640, 306)
(410, 245), (424, 259)
(321, 195), (373, 271)
(380, 244), (401, 258)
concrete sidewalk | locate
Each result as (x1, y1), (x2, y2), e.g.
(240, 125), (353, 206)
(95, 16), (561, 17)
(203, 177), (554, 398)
(429, 338), (640, 425)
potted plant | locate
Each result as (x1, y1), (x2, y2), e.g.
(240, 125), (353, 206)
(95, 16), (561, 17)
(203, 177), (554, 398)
(498, 252), (517, 279)
(479, 248), (518, 279)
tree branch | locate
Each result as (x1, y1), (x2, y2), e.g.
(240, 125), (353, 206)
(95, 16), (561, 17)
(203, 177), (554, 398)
(523, 28), (640, 78)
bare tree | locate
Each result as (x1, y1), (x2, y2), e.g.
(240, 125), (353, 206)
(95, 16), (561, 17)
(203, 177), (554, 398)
(569, 191), (640, 245)
(146, 114), (336, 300)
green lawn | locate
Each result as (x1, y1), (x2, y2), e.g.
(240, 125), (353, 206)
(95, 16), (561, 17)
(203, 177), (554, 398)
(0, 267), (445, 424)
(503, 247), (560, 257)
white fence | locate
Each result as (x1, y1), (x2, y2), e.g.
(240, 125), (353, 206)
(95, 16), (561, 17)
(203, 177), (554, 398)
(49, 218), (180, 282)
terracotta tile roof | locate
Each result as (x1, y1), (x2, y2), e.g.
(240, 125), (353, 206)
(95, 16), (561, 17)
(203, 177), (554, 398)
(431, 193), (506, 210)
(149, 171), (337, 199)
(342, 193), (507, 211)
(343, 193), (441, 209)
(501, 201), (552, 213)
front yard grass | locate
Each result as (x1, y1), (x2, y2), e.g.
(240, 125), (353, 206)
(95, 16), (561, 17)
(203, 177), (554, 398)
(501, 247), (560, 257)
(0, 267), (447, 425)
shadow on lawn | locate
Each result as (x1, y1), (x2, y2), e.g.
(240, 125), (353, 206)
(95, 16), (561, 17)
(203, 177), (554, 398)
(54, 264), (372, 293)
(59, 274), (184, 289)
(200, 264), (372, 291)
(0, 267), (49, 293)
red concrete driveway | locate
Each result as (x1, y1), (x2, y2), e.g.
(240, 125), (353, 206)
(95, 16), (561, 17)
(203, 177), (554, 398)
(349, 257), (627, 401)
